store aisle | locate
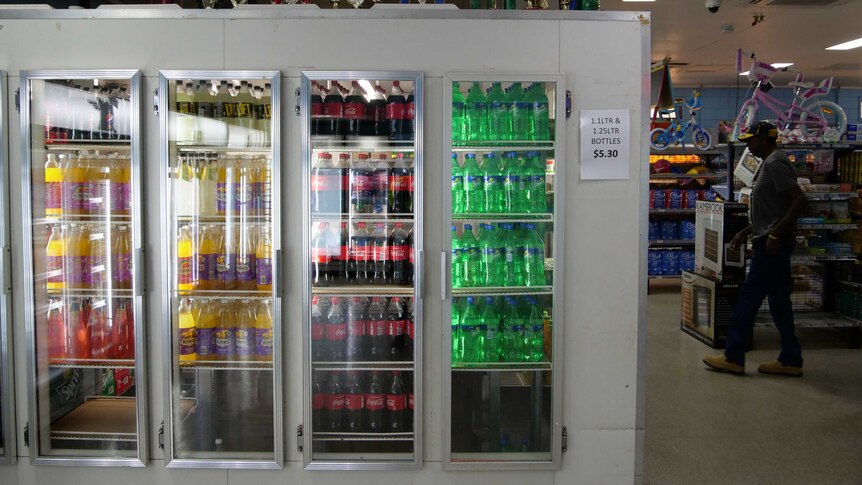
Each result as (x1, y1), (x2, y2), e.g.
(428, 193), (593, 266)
(644, 286), (862, 485)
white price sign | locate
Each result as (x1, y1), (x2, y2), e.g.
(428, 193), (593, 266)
(580, 109), (631, 180)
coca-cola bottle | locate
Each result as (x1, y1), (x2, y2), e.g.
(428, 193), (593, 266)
(368, 85), (389, 138)
(406, 226), (414, 285)
(365, 371), (386, 433)
(338, 153), (350, 215)
(406, 372), (414, 432)
(312, 371), (325, 431)
(387, 297), (407, 361)
(386, 371), (407, 432)
(310, 81), (324, 136)
(326, 297), (347, 362)
(311, 152), (339, 213)
(406, 85), (415, 140)
(389, 223), (410, 285)
(405, 297), (415, 360)
(366, 297), (388, 361)
(388, 153), (413, 214)
(344, 81), (368, 138)
(325, 371), (345, 432)
(386, 81), (408, 141)
(346, 297), (367, 361)
(371, 222), (389, 285)
(339, 222), (350, 284)
(349, 222), (371, 285)
(345, 371), (365, 432)
(322, 83), (344, 137)
(311, 296), (327, 362)
(350, 153), (374, 214)
(312, 222), (333, 287)
(372, 153), (389, 215)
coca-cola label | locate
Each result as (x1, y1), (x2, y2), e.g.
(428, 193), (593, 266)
(350, 244), (369, 262)
(311, 323), (325, 341)
(179, 327), (196, 357)
(311, 100), (323, 117)
(352, 174), (373, 194)
(373, 243), (389, 262)
(323, 102), (343, 118)
(196, 327), (214, 358)
(235, 328), (253, 358)
(407, 101), (415, 120)
(310, 174), (337, 192)
(311, 248), (332, 264)
(387, 319), (405, 337)
(345, 394), (364, 411)
(214, 327), (235, 357)
(386, 394), (407, 411)
(365, 393), (385, 411)
(256, 258), (272, 286)
(255, 328), (273, 357)
(409, 246), (414, 264)
(46, 182), (62, 213)
(340, 244), (349, 261)
(324, 394), (345, 410)
(366, 320), (386, 337)
(408, 392), (414, 410)
(46, 256), (64, 285)
(348, 319), (365, 336)
(389, 175), (410, 192)
(391, 245), (409, 262)
(386, 102), (407, 120)
(236, 254), (256, 282)
(343, 102), (366, 120)
(326, 323), (347, 342)
(312, 392), (325, 410)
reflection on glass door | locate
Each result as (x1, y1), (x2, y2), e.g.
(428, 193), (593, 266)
(0, 70), (15, 464)
(302, 72), (423, 469)
(21, 70), (146, 465)
(444, 75), (564, 468)
(159, 71), (282, 468)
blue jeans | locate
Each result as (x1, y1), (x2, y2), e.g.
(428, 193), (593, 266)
(724, 237), (803, 367)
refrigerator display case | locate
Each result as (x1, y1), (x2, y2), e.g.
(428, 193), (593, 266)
(300, 71), (423, 470)
(158, 71), (282, 468)
(0, 70), (15, 465)
(442, 74), (565, 469)
(20, 70), (147, 465)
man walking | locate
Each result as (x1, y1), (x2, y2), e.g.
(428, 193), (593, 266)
(703, 122), (807, 376)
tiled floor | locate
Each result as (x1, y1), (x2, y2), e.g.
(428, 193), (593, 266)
(644, 284), (862, 485)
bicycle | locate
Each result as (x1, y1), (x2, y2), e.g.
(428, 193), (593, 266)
(731, 50), (847, 143)
(650, 89), (714, 151)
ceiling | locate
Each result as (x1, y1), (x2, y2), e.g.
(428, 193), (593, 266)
(603, 0), (862, 86)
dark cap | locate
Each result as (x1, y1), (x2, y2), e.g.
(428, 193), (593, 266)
(738, 121), (779, 141)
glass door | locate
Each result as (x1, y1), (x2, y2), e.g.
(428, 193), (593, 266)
(443, 74), (565, 469)
(20, 70), (147, 465)
(301, 71), (423, 469)
(0, 70), (15, 465)
(159, 71), (282, 468)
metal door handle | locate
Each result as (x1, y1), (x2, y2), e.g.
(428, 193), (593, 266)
(440, 251), (448, 301)
(134, 248), (146, 297)
(416, 249), (424, 300)
(274, 249), (283, 297)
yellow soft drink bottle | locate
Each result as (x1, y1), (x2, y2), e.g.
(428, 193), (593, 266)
(46, 224), (65, 291)
(198, 225), (217, 290)
(178, 297), (196, 362)
(256, 225), (272, 291)
(214, 299), (237, 361)
(196, 299), (216, 361)
(255, 300), (273, 362)
(45, 154), (63, 216)
(177, 226), (195, 292)
(235, 300), (255, 361)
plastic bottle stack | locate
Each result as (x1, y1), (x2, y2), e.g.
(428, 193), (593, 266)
(451, 295), (546, 364)
(312, 370), (414, 433)
(176, 223), (272, 293)
(452, 81), (550, 144)
(311, 80), (415, 143)
(452, 151), (547, 214)
(177, 297), (274, 363)
(451, 223), (546, 288)
(312, 151), (414, 216)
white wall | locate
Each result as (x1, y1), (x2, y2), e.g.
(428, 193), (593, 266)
(0, 9), (649, 485)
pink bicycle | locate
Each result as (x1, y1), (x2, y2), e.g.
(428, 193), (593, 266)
(731, 50), (847, 143)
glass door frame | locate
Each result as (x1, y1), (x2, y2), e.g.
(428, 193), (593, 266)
(300, 70), (424, 470)
(0, 70), (16, 465)
(441, 72), (566, 470)
(158, 70), (283, 469)
(20, 69), (147, 466)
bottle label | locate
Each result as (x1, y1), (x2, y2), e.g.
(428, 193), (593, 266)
(217, 253), (237, 284)
(325, 394), (345, 411)
(365, 393), (385, 411)
(366, 320), (386, 337)
(46, 181), (62, 213)
(534, 102), (549, 115)
(391, 245), (409, 262)
(373, 243), (389, 262)
(386, 394), (407, 411)
(311, 101), (323, 117)
(68, 255), (91, 287)
(407, 101), (415, 120)
(323, 101), (343, 118)
(255, 328), (273, 357)
(515, 101), (531, 110)
(387, 319), (405, 337)
(340, 243), (349, 262)
(311, 322), (325, 341)
(224, 102), (238, 119)
(453, 101), (465, 111)
(350, 243), (369, 262)
(386, 102), (407, 120)
(408, 393), (414, 410)
(196, 327), (214, 358)
(351, 173), (374, 193)
(235, 328), (253, 359)
(491, 101), (508, 112)
(109, 183), (122, 213)
(470, 102), (486, 110)
(179, 327), (196, 357)
(46, 256), (64, 285)
(311, 248), (332, 264)
(178, 256), (193, 285)
(409, 246), (414, 265)
(177, 101), (192, 114)
(467, 175), (483, 188)
(237, 102), (253, 119)
(310, 174), (337, 192)
(348, 319), (365, 336)
(214, 327), (236, 358)
(256, 257), (272, 286)
(343, 102), (366, 120)
(345, 394), (364, 411)
(484, 175), (500, 187)
(199, 253), (217, 283)
(312, 392), (324, 410)
(326, 323), (347, 342)
(70, 182), (91, 212)
(236, 254), (256, 282)
(121, 183), (132, 213)
(216, 182), (229, 212)
(389, 175), (410, 192)
(236, 181), (254, 208)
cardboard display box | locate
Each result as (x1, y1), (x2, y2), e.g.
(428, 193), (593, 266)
(695, 201), (749, 283)
(681, 271), (742, 349)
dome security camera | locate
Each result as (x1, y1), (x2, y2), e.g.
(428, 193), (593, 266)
(706, 0), (722, 13)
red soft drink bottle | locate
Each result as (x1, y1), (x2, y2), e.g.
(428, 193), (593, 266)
(326, 297), (347, 362)
(372, 153), (389, 215)
(369, 86), (389, 138)
(344, 81), (368, 138)
(405, 297), (415, 360)
(387, 297), (407, 361)
(386, 371), (407, 432)
(323, 83), (344, 137)
(310, 81), (324, 136)
(325, 371), (345, 432)
(311, 296), (328, 362)
(88, 300), (110, 359)
(46, 299), (67, 359)
(312, 371), (325, 431)
(407, 372), (414, 432)
(312, 222), (333, 287)
(388, 153), (413, 214)
(371, 223), (389, 285)
(338, 153), (350, 215)
(346, 297), (367, 361)
(386, 81), (408, 141)
(366, 297), (388, 361)
(389, 223), (410, 285)
(346, 371), (365, 432)
(69, 298), (91, 359)
(406, 227), (414, 285)
(112, 300), (133, 359)
(350, 153), (374, 214)
(349, 222), (371, 285)
(406, 86), (415, 140)
(366, 371), (385, 433)
(339, 222), (349, 284)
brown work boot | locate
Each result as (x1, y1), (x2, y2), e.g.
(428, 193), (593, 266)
(702, 354), (745, 375)
(758, 360), (803, 377)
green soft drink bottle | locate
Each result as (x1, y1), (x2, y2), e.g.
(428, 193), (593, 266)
(503, 152), (527, 213)
(465, 82), (488, 143)
(500, 224), (518, 287)
(486, 82), (512, 143)
(527, 83), (550, 141)
(512, 224), (527, 287)
(525, 298), (544, 362)
(525, 151), (547, 213)
(509, 83), (530, 142)
(482, 296), (500, 362)
(451, 225), (464, 288)
(452, 82), (466, 144)
(460, 224), (481, 287)
(461, 297), (484, 363)
(478, 223), (502, 287)
(463, 153), (486, 213)
(522, 223), (546, 287)
(451, 153), (465, 214)
(451, 300), (462, 362)
(483, 153), (505, 213)
(502, 297), (524, 362)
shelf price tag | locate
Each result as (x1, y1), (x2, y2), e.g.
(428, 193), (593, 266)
(579, 109), (630, 180)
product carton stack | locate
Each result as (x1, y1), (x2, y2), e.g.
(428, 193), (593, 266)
(680, 201), (749, 348)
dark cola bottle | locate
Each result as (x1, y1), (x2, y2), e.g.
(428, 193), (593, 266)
(338, 152), (350, 215)
(350, 222), (372, 285)
(367, 86), (389, 138)
(388, 153), (413, 214)
(312, 371), (325, 431)
(366, 297), (388, 361)
(325, 371), (345, 432)
(310, 81), (324, 136)
(345, 297), (367, 361)
(389, 223), (410, 286)
(365, 371), (386, 433)
(387, 297), (407, 361)
(344, 81), (368, 138)
(311, 296), (327, 362)
(406, 85), (415, 140)
(326, 297), (346, 362)
(322, 83), (344, 137)
(345, 371), (365, 433)
(405, 297), (415, 360)
(311, 222), (333, 287)
(386, 371), (407, 433)
(406, 226), (414, 285)
(386, 81), (408, 141)
(371, 222), (390, 285)
(339, 222), (350, 284)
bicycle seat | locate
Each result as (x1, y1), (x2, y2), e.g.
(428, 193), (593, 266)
(788, 81), (815, 89)
(801, 77), (833, 100)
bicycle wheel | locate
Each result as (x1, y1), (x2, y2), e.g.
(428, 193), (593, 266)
(692, 127), (713, 151)
(799, 100), (847, 142)
(731, 101), (757, 142)
(650, 128), (671, 150)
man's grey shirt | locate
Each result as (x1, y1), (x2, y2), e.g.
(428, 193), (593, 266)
(751, 149), (798, 240)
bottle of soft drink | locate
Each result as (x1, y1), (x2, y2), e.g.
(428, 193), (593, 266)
(462, 153), (485, 213)
(486, 82), (512, 143)
(500, 224), (520, 286)
(460, 297), (484, 362)
(178, 297), (196, 362)
(255, 300), (274, 362)
(311, 152), (339, 213)
(326, 297), (347, 362)
(312, 222), (333, 287)
(483, 153), (505, 213)
(387, 297), (406, 361)
(387, 371), (407, 432)
(325, 371), (345, 432)
(509, 83), (530, 142)
(216, 155), (232, 216)
(388, 153), (413, 214)
(460, 224), (481, 288)
(177, 226), (195, 292)
(345, 371), (365, 432)
(235, 300), (255, 362)
(66, 299), (88, 359)
(451, 225), (464, 288)
(465, 82), (488, 142)
(196, 225), (217, 290)
(350, 222), (372, 285)
(405, 297), (415, 359)
(89, 228), (107, 292)
(338, 222), (350, 284)
(67, 224), (92, 289)
(235, 226), (256, 290)
(367, 85), (389, 137)
(211, 226), (228, 290)
(312, 296), (327, 362)
(390, 223), (410, 285)
(323, 84), (345, 137)
(237, 155), (255, 215)
(111, 227), (132, 288)
(451, 300), (462, 363)
(256, 225), (273, 291)
(452, 81), (466, 143)
(524, 151), (547, 213)
(46, 224), (66, 291)
(503, 152), (527, 213)
(366, 371), (385, 433)
(195, 298), (216, 361)
(525, 298), (545, 362)
(115, 300), (134, 360)
(45, 154), (63, 216)
(346, 297), (367, 361)
(522, 223), (546, 287)
(451, 154), (465, 214)
(344, 81), (368, 138)
(68, 155), (90, 215)
(406, 227), (414, 285)
(526, 83), (550, 141)
(478, 223), (503, 287)
(366, 297), (388, 361)
(482, 296), (500, 362)
(386, 81), (409, 141)
(350, 153), (374, 214)
(513, 224), (528, 286)
(371, 223), (389, 285)
(46, 299), (66, 359)
(372, 153), (389, 214)
(405, 85), (415, 139)
(310, 81), (324, 136)
(214, 300), (237, 361)
(312, 371), (325, 431)
(236, 81), (255, 131)
(338, 153), (350, 215)
(500, 298), (522, 362)
(85, 154), (106, 216)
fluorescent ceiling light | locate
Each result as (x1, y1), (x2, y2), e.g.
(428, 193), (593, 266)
(739, 62), (794, 76)
(826, 37), (862, 50)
